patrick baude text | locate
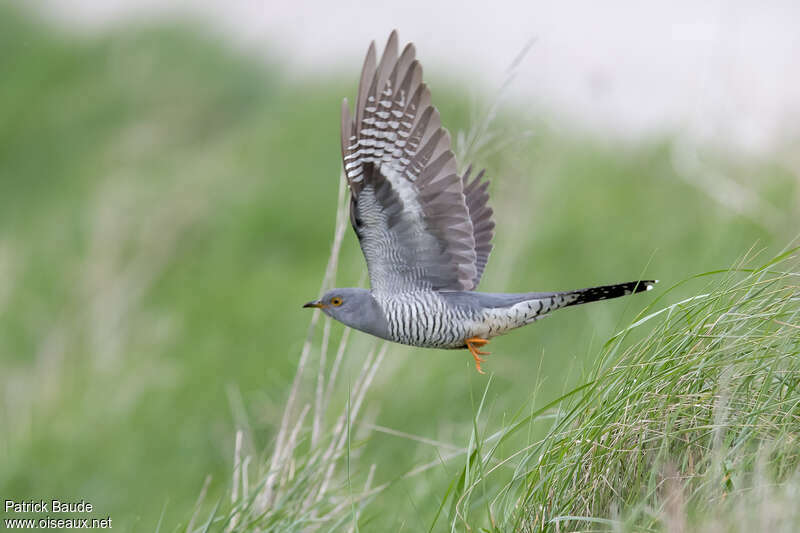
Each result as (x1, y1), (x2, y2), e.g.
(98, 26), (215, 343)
(5, 500), (93, 513)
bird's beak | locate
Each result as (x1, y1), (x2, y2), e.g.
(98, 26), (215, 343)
(303, 300), (325, 309)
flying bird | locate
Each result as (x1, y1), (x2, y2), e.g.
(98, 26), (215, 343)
(304, 31), (655, 373)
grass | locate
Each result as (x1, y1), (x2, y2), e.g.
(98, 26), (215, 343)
(448, 247), (800, 531)
(1, 5), (798, 531)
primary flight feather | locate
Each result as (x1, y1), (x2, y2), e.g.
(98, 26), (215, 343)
(304, 31), (654, 373)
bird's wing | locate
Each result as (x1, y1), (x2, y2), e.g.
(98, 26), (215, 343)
(462, 166), (494, 287)
(340, 31), (494, 292)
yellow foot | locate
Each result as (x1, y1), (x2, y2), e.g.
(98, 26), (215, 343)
(465, 337), (491, 374)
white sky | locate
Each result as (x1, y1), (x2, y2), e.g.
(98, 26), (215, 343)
(39, 0), (800, 154)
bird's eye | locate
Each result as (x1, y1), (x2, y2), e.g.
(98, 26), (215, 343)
(330, 297), (343, 307)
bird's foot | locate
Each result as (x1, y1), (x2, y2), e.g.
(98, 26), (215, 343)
(465, 337), (491, 374)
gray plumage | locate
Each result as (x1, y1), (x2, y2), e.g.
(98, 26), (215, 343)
(310, 282), (654, 350)
(305, 31), (655, 372)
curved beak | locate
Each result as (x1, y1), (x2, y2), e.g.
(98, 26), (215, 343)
(303, 299), (325, 309)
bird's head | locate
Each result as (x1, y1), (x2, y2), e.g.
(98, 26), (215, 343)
(302, 288), (388, 339)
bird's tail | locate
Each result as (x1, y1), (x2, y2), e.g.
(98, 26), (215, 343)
(562, 280), (657, 307)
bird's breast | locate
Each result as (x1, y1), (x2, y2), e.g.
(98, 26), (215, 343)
(375, 291), (474, 349)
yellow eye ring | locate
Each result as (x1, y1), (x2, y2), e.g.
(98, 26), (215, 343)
(330, 297), (343, 307)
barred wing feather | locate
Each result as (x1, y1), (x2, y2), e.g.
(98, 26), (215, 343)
(462, 166), (495, 286)
(340, 31), (495, 292)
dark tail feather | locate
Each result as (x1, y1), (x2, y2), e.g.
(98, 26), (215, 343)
(565, 280), (657, 306)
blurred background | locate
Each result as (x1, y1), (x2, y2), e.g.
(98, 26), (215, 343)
(1, 0), (798, 529)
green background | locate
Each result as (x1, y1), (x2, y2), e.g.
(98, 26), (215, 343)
(0, 6), (796, 529)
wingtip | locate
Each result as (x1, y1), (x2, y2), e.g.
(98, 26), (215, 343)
(382, 31), (399, 65)
(364, 40), (377, 66)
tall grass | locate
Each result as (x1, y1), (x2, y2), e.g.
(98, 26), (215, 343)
(445, 246), (800, 531)
(181, 172), (395, 532)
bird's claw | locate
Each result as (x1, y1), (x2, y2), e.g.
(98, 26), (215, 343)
(466, 337), (491, 374)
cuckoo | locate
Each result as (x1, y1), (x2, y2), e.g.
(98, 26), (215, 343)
(303, 31), (655, 373)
